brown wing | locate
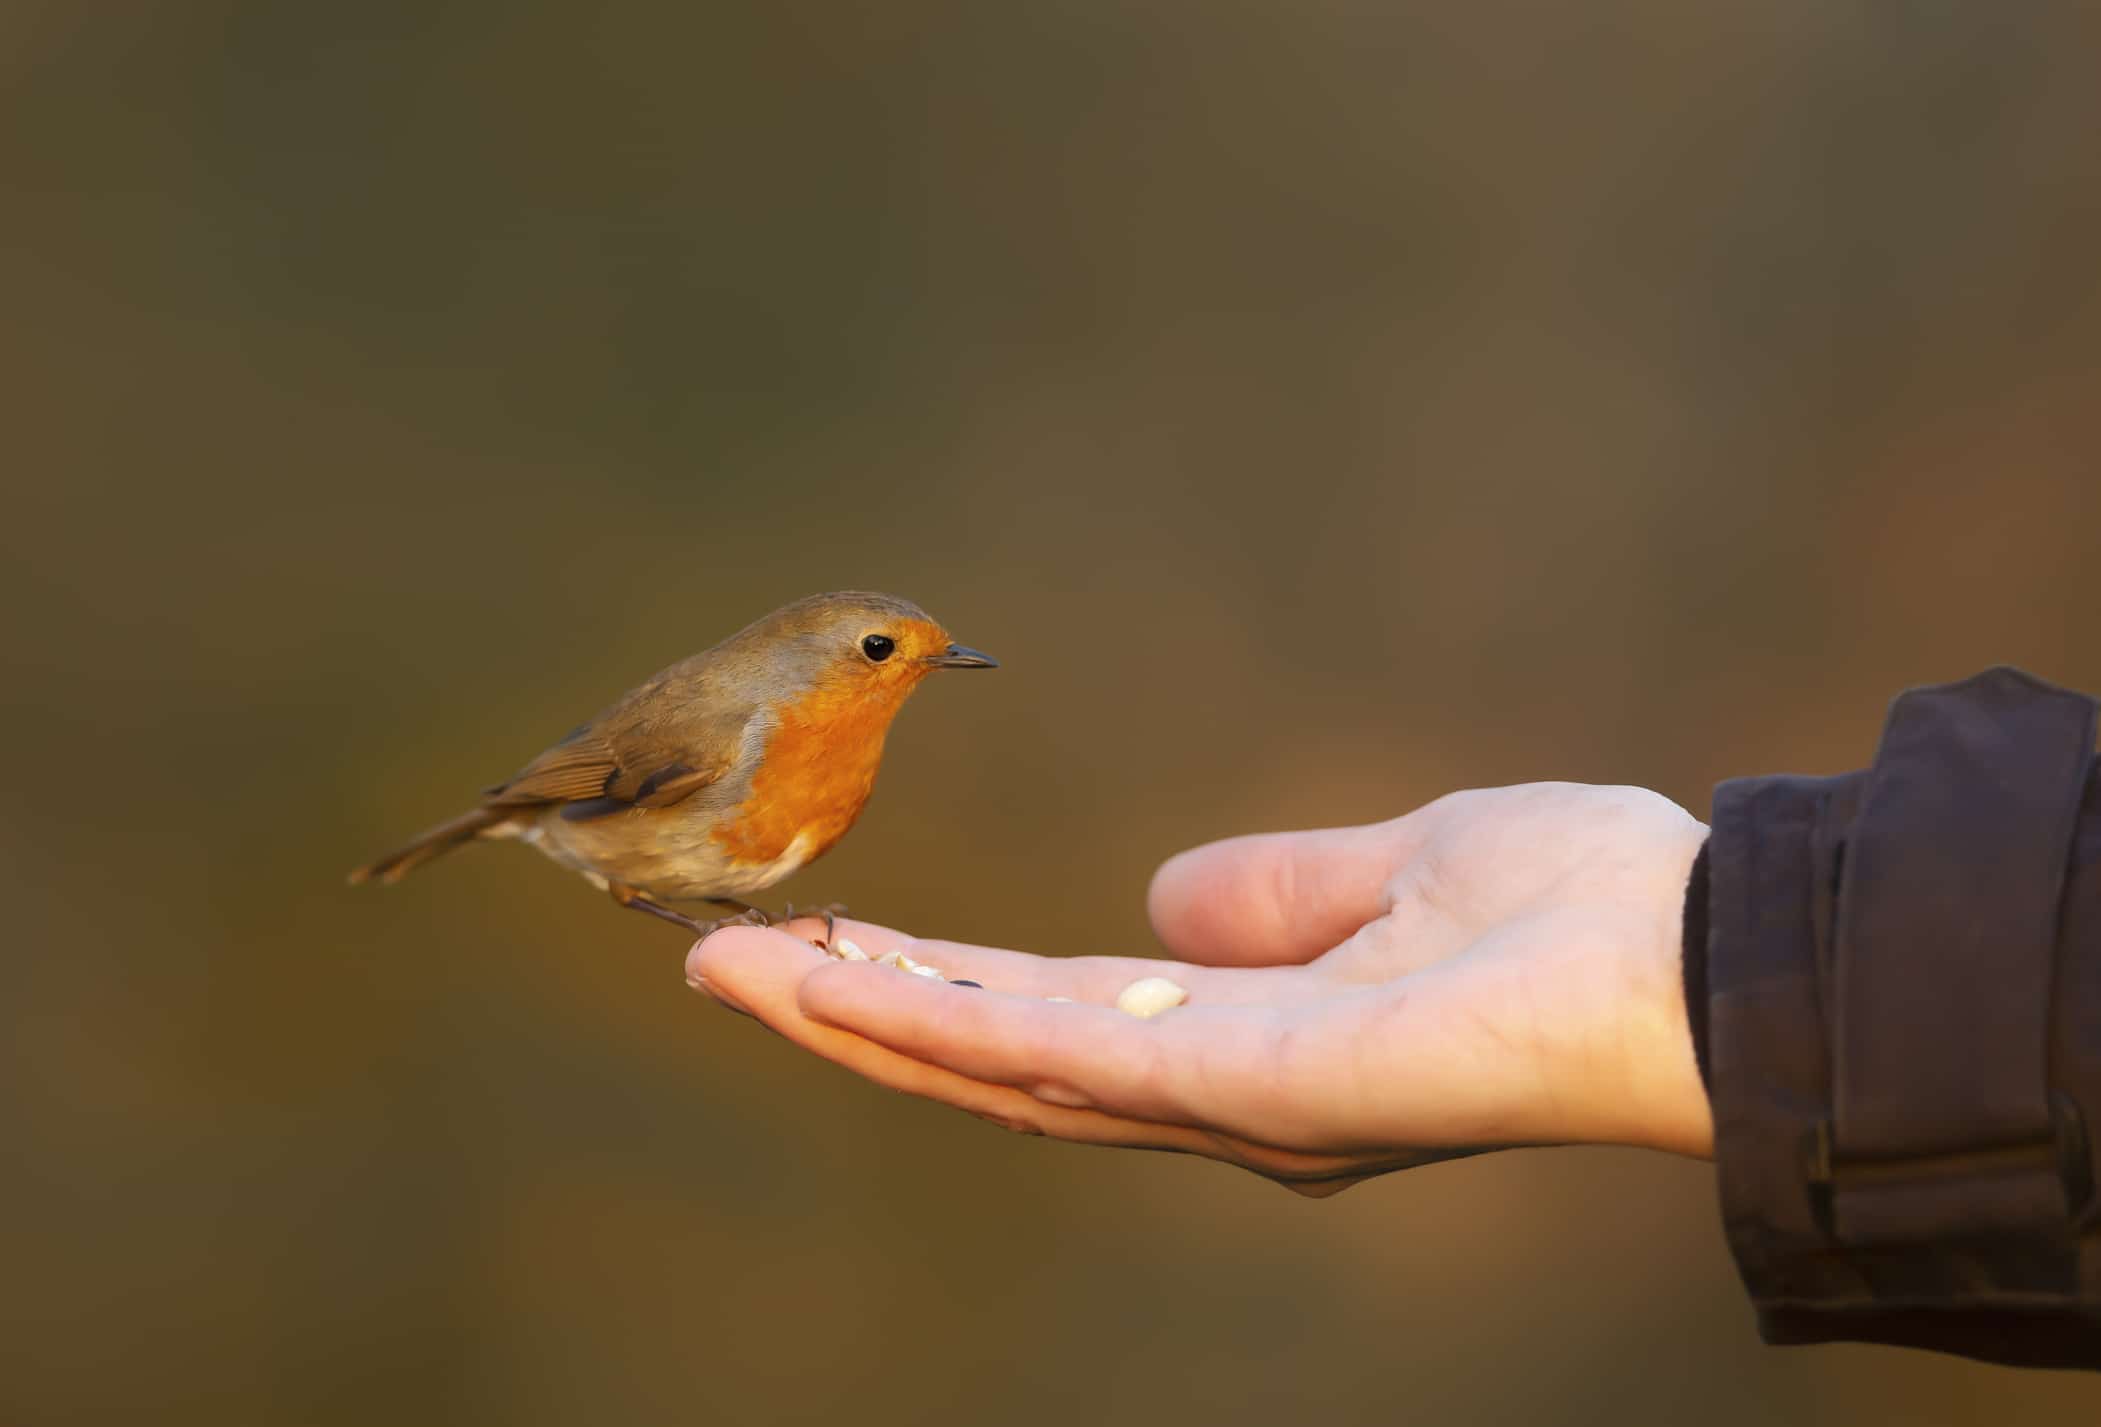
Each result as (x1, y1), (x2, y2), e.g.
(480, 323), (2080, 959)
(486, 724), (627, 804)
(484, 704), (748, 819)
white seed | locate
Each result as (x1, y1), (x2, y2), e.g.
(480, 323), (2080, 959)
(1046, 996), (1075, 1004)
(833, 938), (868, 962)
(908, 963), (945, 980)
(1114, 977), (1189, 1019)
(876, 950), (906, 969)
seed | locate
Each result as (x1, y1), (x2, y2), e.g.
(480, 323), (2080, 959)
(952, 980), (983, 990)
(908, 963), (945, 980)
(1046, 996), (1075, 1004)
(833, 938), (869, 961)
(876, 951), (906, 969)
(1114, 977), (1189, 1019)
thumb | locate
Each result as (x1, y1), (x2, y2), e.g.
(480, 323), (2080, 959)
(1147, 819), (1412, 966)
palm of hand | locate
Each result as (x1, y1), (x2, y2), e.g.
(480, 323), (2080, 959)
(690, 783), (1711, 1196)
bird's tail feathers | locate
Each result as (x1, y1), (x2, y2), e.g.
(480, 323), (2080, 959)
(348, 806), (515, 886)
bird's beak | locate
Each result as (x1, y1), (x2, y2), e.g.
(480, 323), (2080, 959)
(924, 643), (999, 669)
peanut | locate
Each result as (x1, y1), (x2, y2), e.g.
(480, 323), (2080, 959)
(1114, 977), (1189, 1019)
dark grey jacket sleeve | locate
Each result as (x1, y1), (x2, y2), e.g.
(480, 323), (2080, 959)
(1684, 666), (2101, 1369)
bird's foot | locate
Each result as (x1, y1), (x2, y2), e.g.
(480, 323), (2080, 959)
(782, 901), (849, 950)
(697, 905), (775, 939)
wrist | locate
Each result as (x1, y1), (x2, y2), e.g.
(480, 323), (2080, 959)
(1630, 821), (1715, 1156)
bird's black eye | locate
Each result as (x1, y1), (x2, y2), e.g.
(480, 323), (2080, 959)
(861, 634), (895, 662)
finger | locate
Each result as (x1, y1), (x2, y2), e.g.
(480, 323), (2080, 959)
(1147, 818), (1422, 967)
(761, 918), (1331, 1007)
(687, 926), (1388, 1190)
(798, 958), (1382, 1149)
(801, 950), (1557, 1152)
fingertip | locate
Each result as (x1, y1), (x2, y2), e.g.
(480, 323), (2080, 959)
(1147, 823), (1402, 967)
(1144, 844), (1198, 928)
(1149, 831), (1308, 964)
(684, 925), (740, 980)
(1145, 837), (1240, 948)
(684, 932), (716, 981)
(684, 923), (807, 981)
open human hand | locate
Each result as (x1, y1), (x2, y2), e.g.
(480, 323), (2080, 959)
(688, 783), (1712, 1197)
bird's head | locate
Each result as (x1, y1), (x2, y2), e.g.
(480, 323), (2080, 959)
(736, 591), (997, 711)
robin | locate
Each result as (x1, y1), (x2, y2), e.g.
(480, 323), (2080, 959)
(348, 591), (997, 941)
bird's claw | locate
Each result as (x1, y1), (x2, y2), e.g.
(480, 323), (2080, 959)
(697, 905), (774, 940)
(781, 901), (849, 950)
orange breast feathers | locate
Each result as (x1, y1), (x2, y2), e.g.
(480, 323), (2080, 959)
(710, 680), (912, 867)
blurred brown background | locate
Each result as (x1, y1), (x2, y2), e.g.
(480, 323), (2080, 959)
(6, 1), (2101, 1422)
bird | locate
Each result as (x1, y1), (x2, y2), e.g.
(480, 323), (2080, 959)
(348, 591), (997, 940)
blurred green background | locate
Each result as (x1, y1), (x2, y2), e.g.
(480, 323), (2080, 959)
(7, 1), (2101, 1422)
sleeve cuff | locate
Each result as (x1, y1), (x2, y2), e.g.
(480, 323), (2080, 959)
(1693, 667), (2101, 1370)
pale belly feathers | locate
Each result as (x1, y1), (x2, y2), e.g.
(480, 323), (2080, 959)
(512, 804), (823, 902)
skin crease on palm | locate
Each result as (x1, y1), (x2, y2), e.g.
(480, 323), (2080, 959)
(687, 783), (1714, 1197)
